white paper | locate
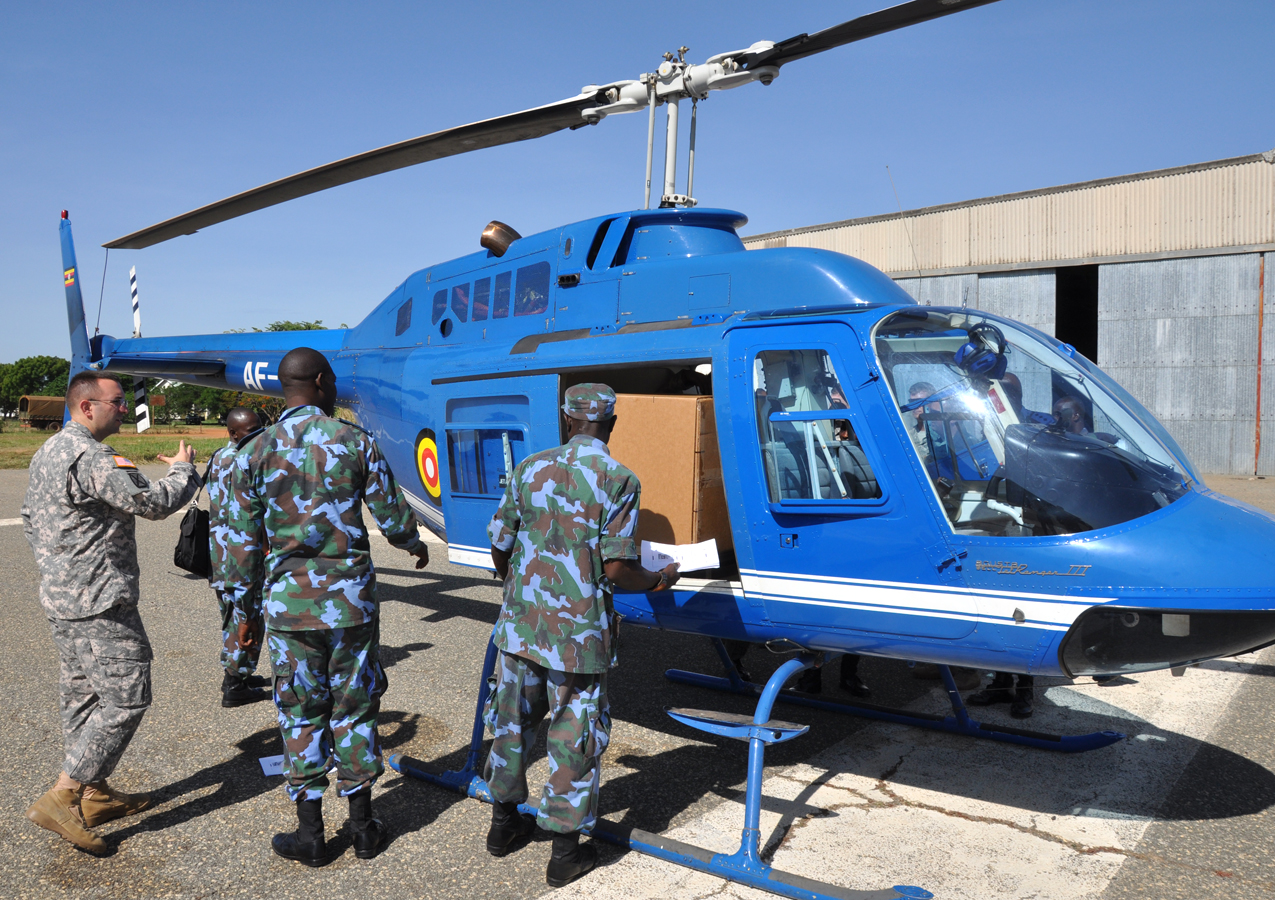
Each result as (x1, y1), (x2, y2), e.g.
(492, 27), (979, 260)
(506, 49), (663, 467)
(258, 754), (285, 777)
(641, 538), (719, 574)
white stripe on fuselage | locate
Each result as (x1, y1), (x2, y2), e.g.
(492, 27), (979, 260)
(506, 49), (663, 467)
(740, 568), (1104, 631)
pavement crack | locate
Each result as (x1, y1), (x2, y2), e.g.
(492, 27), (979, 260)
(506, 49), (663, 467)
(771, 769), (1275, 892)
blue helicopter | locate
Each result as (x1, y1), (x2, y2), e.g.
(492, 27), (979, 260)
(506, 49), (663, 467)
(59, 1), (1275, 897)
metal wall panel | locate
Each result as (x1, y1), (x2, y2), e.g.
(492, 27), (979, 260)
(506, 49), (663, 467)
(1257, 253), (1275, 476)
(746, 155), (1275, 275)
(975, 270), (1056, 335)
(894, 274), (978, 307)
(1099, 254), (1262, 475)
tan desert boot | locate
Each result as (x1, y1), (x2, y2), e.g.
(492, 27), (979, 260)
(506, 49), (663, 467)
(26, 788), (108, 855)
(80, 781), (154, 828)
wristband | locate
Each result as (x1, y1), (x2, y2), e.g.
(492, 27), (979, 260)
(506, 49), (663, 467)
(651, 570), (669, 592)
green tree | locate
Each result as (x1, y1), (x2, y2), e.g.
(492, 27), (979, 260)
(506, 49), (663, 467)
(0, 356), (70, 415)
(226, 319), (332, 333)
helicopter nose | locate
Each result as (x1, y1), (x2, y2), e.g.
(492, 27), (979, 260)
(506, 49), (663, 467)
(1058, 487), (1275, 676)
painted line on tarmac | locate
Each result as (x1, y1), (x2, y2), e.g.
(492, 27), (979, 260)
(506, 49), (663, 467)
(0, 518), (21, 527)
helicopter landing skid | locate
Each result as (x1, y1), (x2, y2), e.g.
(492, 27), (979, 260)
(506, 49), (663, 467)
(389, 640), (932, 900)
(662, 640), (1124, 754)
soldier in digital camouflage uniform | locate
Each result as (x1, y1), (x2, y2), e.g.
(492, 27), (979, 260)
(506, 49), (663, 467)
(205, 406), (268, 707)
(221, 347), (428, 866)
(484, 382), (680, 888)
(22, 372), (200, 855)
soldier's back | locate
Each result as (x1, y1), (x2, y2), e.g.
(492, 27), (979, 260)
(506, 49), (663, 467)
(238, 406), (380, 630)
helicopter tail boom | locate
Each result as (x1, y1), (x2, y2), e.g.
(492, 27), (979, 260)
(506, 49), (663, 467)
(85, 328), (349, 400)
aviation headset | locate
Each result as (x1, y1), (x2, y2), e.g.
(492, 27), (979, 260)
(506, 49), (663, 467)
(954, 322), (1008, 380)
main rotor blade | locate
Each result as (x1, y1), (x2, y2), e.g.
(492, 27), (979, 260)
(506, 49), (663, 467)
(104, 93), (603, 250)
(745, 0), (1003, 70)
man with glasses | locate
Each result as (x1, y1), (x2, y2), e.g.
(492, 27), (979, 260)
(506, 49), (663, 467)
(22, 372), (199, 855)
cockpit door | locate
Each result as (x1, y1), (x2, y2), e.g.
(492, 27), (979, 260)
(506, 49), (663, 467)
(718, 321), (976, 641)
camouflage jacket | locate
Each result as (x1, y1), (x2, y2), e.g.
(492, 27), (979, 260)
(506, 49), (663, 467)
(221, 405), (422, 632)
(488, 434), (640, 674)
(206, 441), (256, 605)
(22, 421), (200, 620)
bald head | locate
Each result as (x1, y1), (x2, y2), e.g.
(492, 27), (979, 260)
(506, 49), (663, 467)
(279, 347), (333, 386)
(225, 406), (261, 441)
(278, 347), (337, 415)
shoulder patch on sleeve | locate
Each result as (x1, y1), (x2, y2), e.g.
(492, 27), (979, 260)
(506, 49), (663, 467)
(113, 455), (138, 469)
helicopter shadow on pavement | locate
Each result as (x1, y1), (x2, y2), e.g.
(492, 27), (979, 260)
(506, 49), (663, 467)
(99, 710), (459, 857)
(372, 574), (1275, 843)
(377, 568), (504, 627)
(572, 631), (1275, 839)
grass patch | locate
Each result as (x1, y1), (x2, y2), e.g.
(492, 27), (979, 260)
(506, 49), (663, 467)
(0, 426), (229, 469)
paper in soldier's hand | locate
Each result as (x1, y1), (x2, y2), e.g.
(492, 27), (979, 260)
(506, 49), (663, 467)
(641, 538), (719, 573)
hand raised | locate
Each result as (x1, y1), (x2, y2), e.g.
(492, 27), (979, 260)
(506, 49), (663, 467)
(158, 439), (196, 465)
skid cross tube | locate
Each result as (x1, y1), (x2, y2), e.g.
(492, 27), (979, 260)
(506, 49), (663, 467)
(389, 640), (931, 900)
(666, 640), (1125, 754)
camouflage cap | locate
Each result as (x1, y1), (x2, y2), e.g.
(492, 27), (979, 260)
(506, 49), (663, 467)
(562, 383), (617, 421)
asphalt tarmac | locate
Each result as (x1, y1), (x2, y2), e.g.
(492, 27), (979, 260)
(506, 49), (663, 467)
(0, 467), (1272, 899)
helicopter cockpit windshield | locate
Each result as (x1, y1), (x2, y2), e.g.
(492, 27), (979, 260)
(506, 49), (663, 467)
(872, 309), (1191, 537)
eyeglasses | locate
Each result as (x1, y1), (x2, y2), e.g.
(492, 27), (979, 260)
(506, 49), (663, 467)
(88, 397), (129, 410)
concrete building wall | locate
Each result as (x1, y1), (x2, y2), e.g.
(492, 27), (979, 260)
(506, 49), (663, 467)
(1099, 254), (1263, 475)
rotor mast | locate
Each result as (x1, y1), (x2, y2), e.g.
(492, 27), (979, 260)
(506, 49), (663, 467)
(584, 42), (779, 209)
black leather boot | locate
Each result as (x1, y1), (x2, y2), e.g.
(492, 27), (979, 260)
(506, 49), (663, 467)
(487, 800), (536, 857)
(348, 790), (389, 859)
(838, 655), (870, 698)
(966, 672), (1014, 706)
(272, 798), (328, 866)
(791, 666), (822, 695)
(1010, 684), (1034, 719)
(545, 831), (597, 888)
(221, 671), (268, 708)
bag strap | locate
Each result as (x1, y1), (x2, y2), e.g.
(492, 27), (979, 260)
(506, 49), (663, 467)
(190, 454), (217, 507)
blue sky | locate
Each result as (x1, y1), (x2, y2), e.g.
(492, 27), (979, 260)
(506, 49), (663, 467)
(3, 1), (1272, 361)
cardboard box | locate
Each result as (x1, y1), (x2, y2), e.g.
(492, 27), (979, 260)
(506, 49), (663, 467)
(607, 394), (733, 552)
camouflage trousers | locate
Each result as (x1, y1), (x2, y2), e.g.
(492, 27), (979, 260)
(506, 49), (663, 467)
(267, 622), (387, 801)
(46, 604), (152, 784)
(215, 590), (262, 677)
(482, 651), (610, 834)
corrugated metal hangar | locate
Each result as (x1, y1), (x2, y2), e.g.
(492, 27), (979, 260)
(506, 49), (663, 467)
(744, 151), (1275, 476)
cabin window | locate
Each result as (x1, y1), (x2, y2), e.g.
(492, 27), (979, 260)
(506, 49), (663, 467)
(873, 309), (1190, 537)
(754, 350), (881, 503)
(452, 284), (470, 323)
(395, 297), (412, 336)
(472, 277), (491, 321)
(447, 427), (526, 496)
(432, 289), (448, 325)
(586, 219), (614, 269)
(514, 262), (550, 316)
(492, 272), (511, 318)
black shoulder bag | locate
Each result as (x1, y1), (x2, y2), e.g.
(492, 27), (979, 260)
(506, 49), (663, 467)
(174, 459), (215, 578)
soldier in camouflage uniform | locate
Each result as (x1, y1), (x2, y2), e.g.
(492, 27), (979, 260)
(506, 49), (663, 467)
(205, 406), (268, 707)
(221, 347), (428, 866)
(484, 383), (680, 887)
(22, 372), (199, 855)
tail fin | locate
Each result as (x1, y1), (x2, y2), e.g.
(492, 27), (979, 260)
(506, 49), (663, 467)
(60, 211), (93, 377)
